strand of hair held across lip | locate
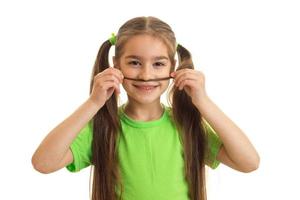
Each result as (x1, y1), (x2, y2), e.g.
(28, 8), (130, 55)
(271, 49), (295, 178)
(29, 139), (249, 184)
(123, 76), (173, 82)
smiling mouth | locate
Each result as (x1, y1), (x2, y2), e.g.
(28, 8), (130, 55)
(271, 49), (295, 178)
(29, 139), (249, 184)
(133, 84), (158, 91)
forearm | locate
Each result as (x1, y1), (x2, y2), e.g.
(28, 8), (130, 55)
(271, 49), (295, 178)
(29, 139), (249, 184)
(31, 98), (101, 171)
(195, 95), (260, 170)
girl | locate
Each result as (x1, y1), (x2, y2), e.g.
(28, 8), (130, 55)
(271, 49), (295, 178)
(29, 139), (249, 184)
(31, 16), (260, 200)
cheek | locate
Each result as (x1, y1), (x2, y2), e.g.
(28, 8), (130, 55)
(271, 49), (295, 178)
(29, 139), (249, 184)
(121, 81), (133, 92)
(121, 81), (129, 88)
(121, 67), (137, 77)
(161, 66), (172, 75)
(160, 80), (170, 90)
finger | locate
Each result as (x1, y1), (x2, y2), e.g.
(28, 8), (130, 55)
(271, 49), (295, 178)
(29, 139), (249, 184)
(94, 68), (123, 83)
(106, 70), (124, 83)
(173, 69), (192, 83)
(112, 67), (124, 79)
(108, 67), (124, 82)
(96, 72), (122, 84)
(102, 81), (120, 94)
(178, 79), (194, 90)
(101, 74), (121, 84)
(102, 79), (121, 94)
(175, 72), (198, 87)
(172, 68), (192, 78)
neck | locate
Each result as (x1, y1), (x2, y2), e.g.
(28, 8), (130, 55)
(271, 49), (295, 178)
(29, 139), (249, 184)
(124, 100), (164, 121)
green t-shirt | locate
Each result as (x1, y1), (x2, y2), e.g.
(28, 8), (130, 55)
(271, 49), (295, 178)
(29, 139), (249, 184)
(66, 104), (223, 199)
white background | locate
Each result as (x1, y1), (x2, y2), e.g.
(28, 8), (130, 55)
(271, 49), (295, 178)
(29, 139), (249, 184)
(0, 0), (299, 199)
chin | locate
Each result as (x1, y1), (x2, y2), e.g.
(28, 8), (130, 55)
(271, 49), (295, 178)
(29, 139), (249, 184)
(123, 83), (168, 103)
(129, 93), (161, 105)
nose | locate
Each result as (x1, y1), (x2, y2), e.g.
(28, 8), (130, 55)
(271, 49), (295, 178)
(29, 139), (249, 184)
(138, 65), (153, 81)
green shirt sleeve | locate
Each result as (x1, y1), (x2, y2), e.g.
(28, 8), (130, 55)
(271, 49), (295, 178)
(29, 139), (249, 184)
(65, 120), (93, 172)
(203, 119), (223, 169)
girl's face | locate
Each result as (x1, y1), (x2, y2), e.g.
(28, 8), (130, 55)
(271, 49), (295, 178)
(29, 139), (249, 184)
(113, 34), (175, 105)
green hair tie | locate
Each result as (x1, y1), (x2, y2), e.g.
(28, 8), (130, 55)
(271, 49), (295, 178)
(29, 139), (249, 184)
(176, 43), (179, 49)
(109, 33), (116, 45)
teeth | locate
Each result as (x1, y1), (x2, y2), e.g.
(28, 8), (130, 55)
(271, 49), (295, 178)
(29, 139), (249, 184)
(135, 85), (156, 90)
(140, 86), (153, 89)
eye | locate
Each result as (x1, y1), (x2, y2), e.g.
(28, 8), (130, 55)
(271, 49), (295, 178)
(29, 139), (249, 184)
(128, 60), (141, 66)
(154, 62), (166, 67)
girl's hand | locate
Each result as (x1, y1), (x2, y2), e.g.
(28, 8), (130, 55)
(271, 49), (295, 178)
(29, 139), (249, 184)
(89, 67), (124, 107)
(170, 69), (208, 106)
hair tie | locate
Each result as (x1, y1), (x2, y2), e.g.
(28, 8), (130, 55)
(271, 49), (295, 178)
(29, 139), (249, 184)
(176, 43), (179, 49)
(109, 33), (116, 45)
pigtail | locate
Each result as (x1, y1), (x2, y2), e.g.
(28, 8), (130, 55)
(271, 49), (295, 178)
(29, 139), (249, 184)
(89, 40), (123, 200)
(170, 44), (208, 200)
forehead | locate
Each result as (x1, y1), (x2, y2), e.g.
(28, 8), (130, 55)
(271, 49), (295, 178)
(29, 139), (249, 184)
(121, 35), (169, 60)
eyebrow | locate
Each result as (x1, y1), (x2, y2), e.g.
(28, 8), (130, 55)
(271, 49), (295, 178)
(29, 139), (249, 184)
(125, 55), (169, 61)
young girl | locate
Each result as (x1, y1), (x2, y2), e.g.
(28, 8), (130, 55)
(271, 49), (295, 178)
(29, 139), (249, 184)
(32, 16), (260, 200)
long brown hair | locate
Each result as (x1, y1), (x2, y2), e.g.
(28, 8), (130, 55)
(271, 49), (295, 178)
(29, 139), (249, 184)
(89, 16), (207, 200)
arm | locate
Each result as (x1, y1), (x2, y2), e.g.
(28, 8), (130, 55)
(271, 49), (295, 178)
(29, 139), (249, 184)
(31, 98), (102, 174)
(196, 95), (260, 173)
(170, 69), (259, 172)
(31, 67), (123, 174)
